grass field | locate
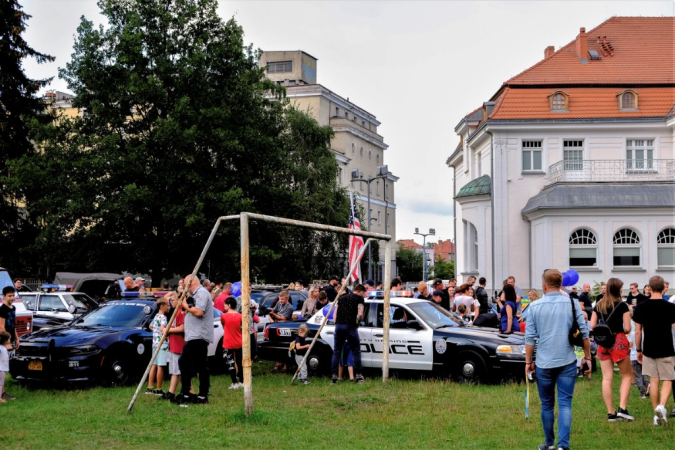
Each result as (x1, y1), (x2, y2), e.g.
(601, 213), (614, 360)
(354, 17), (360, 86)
(1, 363), (674, 449)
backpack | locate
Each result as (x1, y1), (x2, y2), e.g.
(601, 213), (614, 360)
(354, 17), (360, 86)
(592, 305), (619, 349)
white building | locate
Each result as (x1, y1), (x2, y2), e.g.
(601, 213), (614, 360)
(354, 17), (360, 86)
(447, 17), (675, 292)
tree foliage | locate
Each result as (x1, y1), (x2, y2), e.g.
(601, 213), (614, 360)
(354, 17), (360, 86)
(395, 246), (423, 283)
(0, 0), (54, 272)
(6, 0), (349, 284)
(429, 254), (454, 280)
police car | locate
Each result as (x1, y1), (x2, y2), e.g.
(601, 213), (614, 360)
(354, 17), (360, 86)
(258, 291), (526, 382)
(19, 284), (99, 331)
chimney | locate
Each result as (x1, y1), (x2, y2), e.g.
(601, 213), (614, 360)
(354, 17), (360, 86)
(575, 27), (588, 63)
(544, 46), (555, 59)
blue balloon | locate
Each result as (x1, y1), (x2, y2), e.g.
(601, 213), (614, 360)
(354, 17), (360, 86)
(567, 269), (580, 286)
(322, 304), (335, 321)
(231, 281), (242, 297)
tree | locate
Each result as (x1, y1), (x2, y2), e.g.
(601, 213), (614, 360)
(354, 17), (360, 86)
(7, 0), (349, 284)
(0, 0), (54, 273)
(395, 247), (423, 283)
(429, 254), (454, 280)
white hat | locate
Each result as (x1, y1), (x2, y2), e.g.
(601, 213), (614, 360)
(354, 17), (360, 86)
(135, 277), (146, 282)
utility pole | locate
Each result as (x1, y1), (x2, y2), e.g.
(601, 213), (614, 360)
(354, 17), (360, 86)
(414, 227), (435, 281)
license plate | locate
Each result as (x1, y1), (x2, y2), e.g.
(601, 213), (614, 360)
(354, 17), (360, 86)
(28, 360), (43, 371)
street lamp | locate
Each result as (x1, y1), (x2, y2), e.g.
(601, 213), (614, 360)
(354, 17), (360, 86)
(414, 227), (435, 281)
(351, 165), (388, 280)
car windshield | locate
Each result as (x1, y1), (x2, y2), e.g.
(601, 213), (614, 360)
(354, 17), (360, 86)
(63, 294), (97, 311)
(75, 303), (149, 328)
(407, 302), (464, 329)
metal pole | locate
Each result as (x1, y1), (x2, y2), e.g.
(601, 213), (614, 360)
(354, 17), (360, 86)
(367, 181), (372, 280)
(291, 238), (376, 384)
(240, 213), (253, 416)
(127, 215), (239, 413)
(423, 236), (427, 281)
(382, 240), (392, 383)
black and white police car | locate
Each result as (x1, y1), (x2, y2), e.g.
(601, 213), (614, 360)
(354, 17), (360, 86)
(19, 284), (99, 331)
(258, 291), (526, 382)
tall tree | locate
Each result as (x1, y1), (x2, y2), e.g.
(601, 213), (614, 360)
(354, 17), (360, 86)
(0, 0), (54, 273)
(429, 254), (454, 280)
(7, 0), (349, 284)
(395, 247), (423, 282)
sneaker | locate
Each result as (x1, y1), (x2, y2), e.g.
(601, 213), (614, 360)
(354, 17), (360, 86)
(145, 388), (155, 395)
(153, 389), (165, 397)
(617, 407), (634, 421)
(607, 412), (618, 422)
(228, 383), (239, 390)
(301, 379), (311, 385)
(235, 382), (244, 389)
(354, 374), (365, 384)
(655, 404), (668, 426)
(162, 392), (175, 401)
(171, 393), (192, 407)
(670, 407), (675, 418)
(331, 375), (338, 384)
(538, 445), (555, 450)
(194, 395), (209, 404)
(641, 394), (647, 399)
(1, 392), (16, 400)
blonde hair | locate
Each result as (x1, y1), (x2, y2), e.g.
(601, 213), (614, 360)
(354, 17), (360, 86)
(156, 297), (169, 307)
(298, 324), (309, 334)
(527, 289), (540, 302)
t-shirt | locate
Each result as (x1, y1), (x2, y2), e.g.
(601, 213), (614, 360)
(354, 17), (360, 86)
(324, 284), (338, 302)
(335, 293), (364, 325)
(626, 292), (648, 306)
(184, 286), (214, 343)
(0, 345), (9, 371)
(417, 293), (432, 301)
(453, 295), (474, 312)
(432, 297), (450, 311)
(0, 303), (16, 340)
(295, 335), (308, 356)
(125, 286), (140, 292)
(168, 310), (186, 354)
(213, 292), (229, 313)
(593, 301), (629, 334)
(152, 313), (169, 351)
(221, 312), (243, 350)
(272, 301), (294, 320)
(578, 292), (593, 310)
(632, 299), (675, 359)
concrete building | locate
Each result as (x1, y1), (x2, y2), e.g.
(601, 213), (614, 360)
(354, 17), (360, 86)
(260, 50), (398, 281)
(447, 17), (675, 293)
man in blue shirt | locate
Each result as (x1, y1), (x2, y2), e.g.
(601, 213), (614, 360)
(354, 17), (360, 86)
(525, 269), (591, 450)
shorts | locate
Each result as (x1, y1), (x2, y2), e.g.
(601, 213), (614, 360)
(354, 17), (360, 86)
(597, 332), (630, 363)
(168, 352), (181, 376)
(154, 347), (169, 366)
(642, 355), (675, 381)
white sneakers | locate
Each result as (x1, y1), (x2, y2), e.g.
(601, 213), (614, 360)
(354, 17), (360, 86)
(228, 382), (244, 390)
(654, 404), (668, 426)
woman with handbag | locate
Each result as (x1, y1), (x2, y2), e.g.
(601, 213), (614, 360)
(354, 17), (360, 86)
(590, 277), (633, 422)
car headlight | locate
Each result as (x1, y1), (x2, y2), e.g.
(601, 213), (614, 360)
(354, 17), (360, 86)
(496, 345), (526, 356)
(69, 345), (100, 355)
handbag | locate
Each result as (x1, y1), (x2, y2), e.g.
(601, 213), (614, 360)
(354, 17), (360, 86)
(568, 297), (585, 347)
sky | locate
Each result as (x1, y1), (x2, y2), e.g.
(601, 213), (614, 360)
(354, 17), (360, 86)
(20, 0), (675, 246)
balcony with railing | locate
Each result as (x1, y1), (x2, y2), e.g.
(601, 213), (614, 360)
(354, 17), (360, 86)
(548, 159), (675, 183)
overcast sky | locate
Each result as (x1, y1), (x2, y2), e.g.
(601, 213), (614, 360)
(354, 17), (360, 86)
(21, 0), (674, 245)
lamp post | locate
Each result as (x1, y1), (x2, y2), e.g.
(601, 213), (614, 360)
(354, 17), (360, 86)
(414, 227), (435, 281)
(351, 165), (388, 280)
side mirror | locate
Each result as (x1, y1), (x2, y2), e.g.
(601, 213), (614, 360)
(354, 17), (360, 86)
(407, 320), (423, 331)
(67, 304), (77, 314)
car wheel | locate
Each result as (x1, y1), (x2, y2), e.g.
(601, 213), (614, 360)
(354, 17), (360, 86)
(305, 351), (330, 376)
(455, 351), (485, 383)
(106, 354), (131, 385)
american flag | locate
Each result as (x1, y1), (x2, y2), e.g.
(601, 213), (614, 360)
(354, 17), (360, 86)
(348, 191), (364, 282)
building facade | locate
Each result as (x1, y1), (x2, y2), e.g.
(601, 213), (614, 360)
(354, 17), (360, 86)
(260, 51), (398, 280)
(447, 17), (675, 292)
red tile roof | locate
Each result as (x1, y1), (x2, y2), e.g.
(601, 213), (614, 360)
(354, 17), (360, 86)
(504, 17), (674, 85)
(398, 239), (422, 250)
(433, 240), (455, 261)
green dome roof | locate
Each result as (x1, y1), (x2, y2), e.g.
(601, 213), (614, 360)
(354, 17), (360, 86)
(456, 175), (491, 199)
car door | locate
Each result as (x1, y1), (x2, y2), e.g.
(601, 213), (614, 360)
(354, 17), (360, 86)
(37, 295), (66, 319)
(318, 301), (373, 367)
(369, 303), (434, 371)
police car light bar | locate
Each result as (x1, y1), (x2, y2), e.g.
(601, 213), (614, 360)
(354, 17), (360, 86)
(40, 284), (74, 292)
(367, 290), (413, 298)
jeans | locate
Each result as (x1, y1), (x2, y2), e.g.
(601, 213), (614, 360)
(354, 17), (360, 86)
(331, 324), (362, 376)
(631, 360), (648, 395)
(225, 348), (242, 385)
(536, 361), (577, 449)
(179, 339), (209, 397)
(295, 354), (307, 380)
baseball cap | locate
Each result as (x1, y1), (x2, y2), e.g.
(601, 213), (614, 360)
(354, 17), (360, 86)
(329, 275), (340, 282)
(135, 277), (145, 282)
(364, 279), (375, 286)
(432, 289), (444, 297)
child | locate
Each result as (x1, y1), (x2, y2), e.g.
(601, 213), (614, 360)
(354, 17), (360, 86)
(295, 324), (311, 385)
(628, 319), (649, 398)
(0, 331), (10, 404)
(338, 339), (354, 381)
(165, 293), (193, 401)
(146, 297), (170, 396)
(457, 304), (471, 323)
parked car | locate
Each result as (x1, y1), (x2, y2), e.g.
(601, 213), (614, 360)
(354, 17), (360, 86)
(258, 291), (526, 382)
(256, 290), (308, 332)
(52, 272), (123, 299)
(19, 285), (99, 332)
(10, 298), (225, 384)
(1, 267), (34, 337)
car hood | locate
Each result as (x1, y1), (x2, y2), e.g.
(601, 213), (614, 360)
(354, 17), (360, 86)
(21, 325), (135, 346)
(436, 326), (525, 345)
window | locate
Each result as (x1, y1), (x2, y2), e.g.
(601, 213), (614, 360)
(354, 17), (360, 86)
(464, 221), (478, 271)
(626, 139), (654, 170)
(657, 228), (675, 266)
(338, 168), (342, 184)
(613, 228), (641, 266)
(387, 212), (390, 228)
(563, 140), (584, 171)
(476, 151), (482, 177)
(39, 295), (67, 312)
(267, 61), (292, 73)
(377, 211), (381, 225)
(569, 229), (597, 266)
(376, 180), (380, 195)
(345, 111), (348, 119)
(385, 182), (389, 200)
(376, 154), (380, 165)
(336, 107), (339, 117)
(362, 120), (365, 127)
(360, 147), (363, 157)
(351, 143), (355, 155)
(368, 150), (372, 160)
(619, 91), (638, 110)
(549, 92), (569, 111)
(522, 140), (543, 171)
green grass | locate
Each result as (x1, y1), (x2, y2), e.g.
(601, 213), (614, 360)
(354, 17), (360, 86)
(1, 363), (674, 449)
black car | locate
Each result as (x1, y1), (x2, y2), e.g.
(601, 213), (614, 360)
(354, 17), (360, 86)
(258, 292), (526, 382)
(10, 299), (225, 385)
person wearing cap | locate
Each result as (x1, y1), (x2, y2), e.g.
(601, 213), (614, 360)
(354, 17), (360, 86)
(324, 276), (340, 302)
(417, 282), (432, 301)
(135, 277), (146, 292)
(364, 279), (375, 290)
(432, 289), (450, 310)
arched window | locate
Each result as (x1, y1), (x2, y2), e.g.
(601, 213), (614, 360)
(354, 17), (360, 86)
(618, 90), (638, 110)
(376, 154), (380, 165)
(548, 91), (569, 111)
(464, 221), (479, 271)
(368, 150), (372, 160)
(360, 147), (363, 157)
(351, 143), (355, 154)
(569, 229), (597, 267)
(657, 228), (675, 267)
(613, 228), (641, 266)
